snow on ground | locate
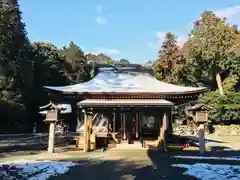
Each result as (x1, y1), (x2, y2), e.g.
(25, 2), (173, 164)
(172, 163), (240, 180)
(0, 133), (46, 137)
(189, 139), (232, 148)
(174, 155), (240, 161)
(0, 160), (77, 180)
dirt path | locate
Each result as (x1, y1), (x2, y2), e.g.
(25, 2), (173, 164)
(0, 134), (239, 180)
(48, 149), (240, 180)
(0, 148), (239, 180)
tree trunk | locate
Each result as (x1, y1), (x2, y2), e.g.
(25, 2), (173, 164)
(216, 73), (224, 96)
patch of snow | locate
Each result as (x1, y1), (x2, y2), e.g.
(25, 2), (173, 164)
(0, 160), (77, 180)
(0, 133), (46, 137)
(172, 163), (240, 180)
(44, 71), (206, 93)
(34, 133), (46, 136)
(174, 156), (240, 161)
(0, 141), (48, 147)
(223, 148), (240, 151)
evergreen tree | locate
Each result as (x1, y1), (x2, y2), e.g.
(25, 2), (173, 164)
(60, 41), (88, 83)
(154, 32), (185, 83)
(0, 0), (32, 99)
(181, 11), (240, 124)
(32, 42), (67, 86)
(97, 53), (115, 64)
(186, 11), (239, 96)
(0, 0), (33, 132)
(24, 42), (69, 132)
(118, 58), (130, 65)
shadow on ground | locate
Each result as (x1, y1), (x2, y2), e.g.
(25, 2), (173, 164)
(49, 147), (240, 180)
(0, 133), (77, 159)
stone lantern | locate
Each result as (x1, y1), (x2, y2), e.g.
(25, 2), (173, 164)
(40, 102), (61, 153)
(186, 104), (210, 154)
(187, 104), (209, 124)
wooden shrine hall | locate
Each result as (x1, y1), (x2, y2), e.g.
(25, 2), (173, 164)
(44, 64), (207, 152)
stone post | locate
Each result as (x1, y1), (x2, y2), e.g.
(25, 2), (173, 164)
(198, 124), (205, 154)
(48, 122), (56, 153)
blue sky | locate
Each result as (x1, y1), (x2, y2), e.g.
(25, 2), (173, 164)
(19, 0), (240, 63)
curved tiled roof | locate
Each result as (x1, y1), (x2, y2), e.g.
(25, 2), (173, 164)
(44, 70), (207, 95)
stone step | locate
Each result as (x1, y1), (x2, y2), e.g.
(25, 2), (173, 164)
(116, 141), (145, 149)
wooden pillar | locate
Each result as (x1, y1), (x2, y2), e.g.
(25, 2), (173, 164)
(83, 110), (93, 152)
(158, 112), (167, 152)
(107, 112), (110, 133)
(83, 111), (88, 152)
(123, 113), (126, 140)
(88, 113), (93, 136)
(88, 112), (93, 151)
(136, 112), (139, 138)
(90, 133), (96, 150)
(167, 108), (173, 135)
(139, 112), (142, 133)
(70, 102), (77, 132)
(113, 112), (116, 132)
(76, 108), (82, 132)
(90, 112), (97, 151)
(48, 122), (56, 153)
(198, 124), (205, 154)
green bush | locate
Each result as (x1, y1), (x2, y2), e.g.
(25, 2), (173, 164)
(201, 91), (240, 124)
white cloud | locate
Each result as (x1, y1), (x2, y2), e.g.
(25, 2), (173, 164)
(96, 47), (121, 55)
(95, 4), (107, 25)
(156, 31), (166, 47)
(215, 5), (240, 24)
(176, 35), (188, 47)
(146, 31), (167, 50)
(84, 51), (98, 55)
(150, 5), (240, 50)
(85, 47), (121, 56)
(95, 16), (107, 25)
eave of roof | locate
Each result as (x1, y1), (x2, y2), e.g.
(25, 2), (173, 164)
(77, 99), (174, 107)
